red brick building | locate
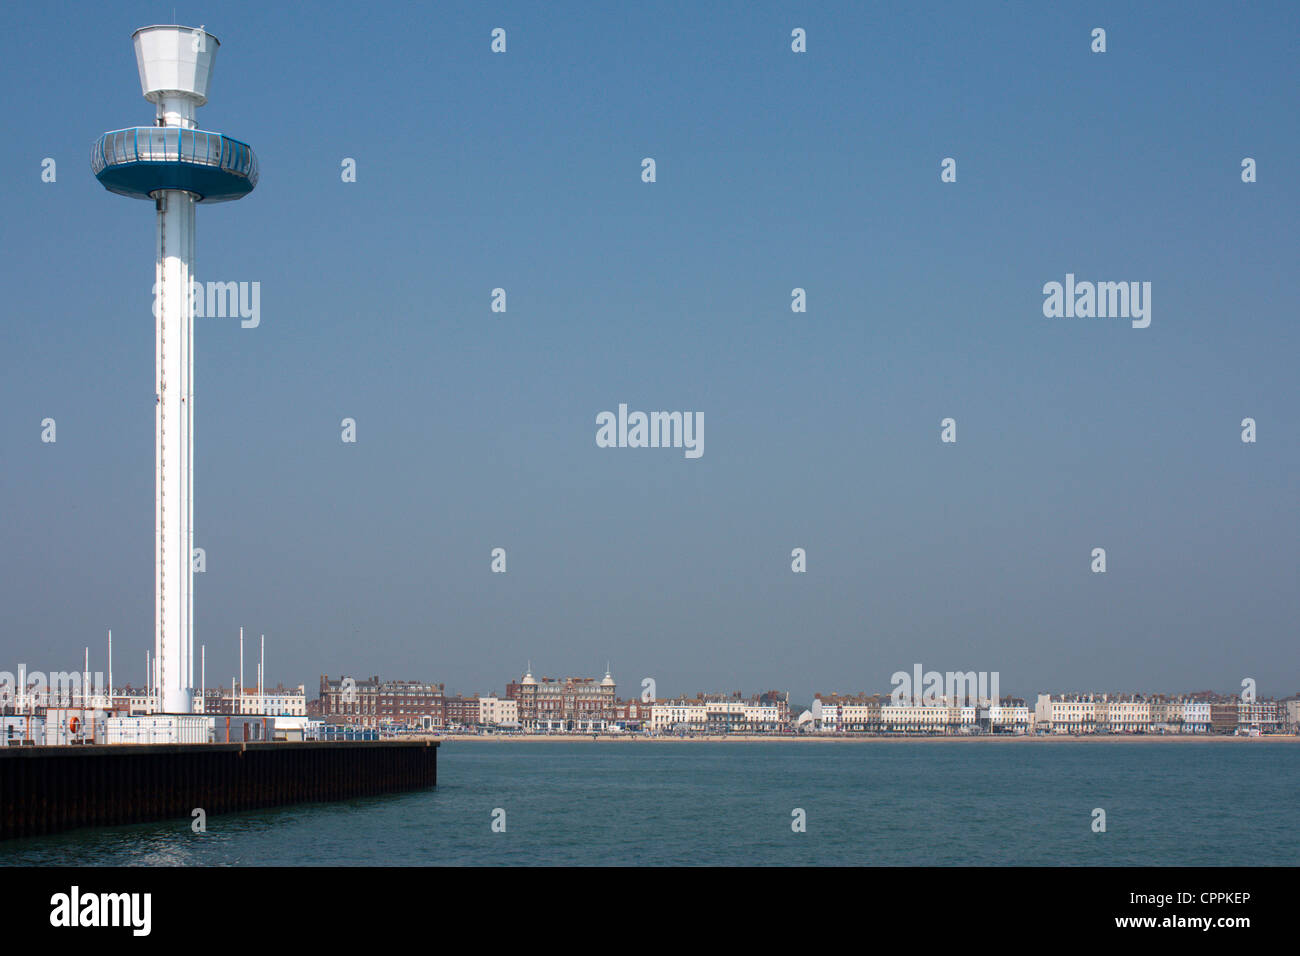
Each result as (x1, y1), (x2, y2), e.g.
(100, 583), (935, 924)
(611, 699), (652, 730)
(444, 696), (480, 728)
(318, 675), (445, 729)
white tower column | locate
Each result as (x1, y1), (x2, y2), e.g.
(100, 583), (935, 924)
(155, 183), (197, 713)
(141, 41), (211, 715)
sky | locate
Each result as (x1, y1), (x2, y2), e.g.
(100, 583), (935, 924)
(0, 1), (1296, 704)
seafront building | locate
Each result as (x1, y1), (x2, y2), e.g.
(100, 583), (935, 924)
(507, 668), (618, 732)
(651, 700), (705, 733)
(317, 675), (446, 730)
(807, 694), (1029, 735)
(443, 696), (479, 729)
(880, 701), (971, 733)
(291, 671), (1297, 738)
(317, 675), (379, 727)
(1184, 699), (1212, 733)
(195, 684), (306, 716)
(1030, 693), (1287, 736)
(1210, 700), (1240, 734)
(1036, 695), (1098, 734)
(314, 668), (619, 732)
(1102, 697), (1151, 733)
(5, 671), (1294, 739)
(648, 694), (789, 734)
(435, 695), (518, 729)
(1237, 699), (1282, 734)
(1149, 697), (1180, 733)
(477, 696), (519, 727)
(810, 694), (883, 733)
(610, 698), (652, 731)
(986, 702), (1032, 733)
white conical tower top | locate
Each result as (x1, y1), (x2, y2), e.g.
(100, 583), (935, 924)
(133, 25), (220, 106)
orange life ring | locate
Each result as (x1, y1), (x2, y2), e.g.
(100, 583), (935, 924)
(69, 716), (80, 733)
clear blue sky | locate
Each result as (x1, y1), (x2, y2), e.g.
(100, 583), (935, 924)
(1, 1), (1296, 703)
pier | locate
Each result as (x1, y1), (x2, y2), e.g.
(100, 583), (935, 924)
(0, 740), (437, 840)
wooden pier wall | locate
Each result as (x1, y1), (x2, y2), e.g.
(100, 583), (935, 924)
(0, 740), (438, 841)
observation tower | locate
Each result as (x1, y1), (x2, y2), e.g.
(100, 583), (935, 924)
(92, 26), (258, 713)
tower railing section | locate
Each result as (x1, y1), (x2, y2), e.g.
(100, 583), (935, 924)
(91, 127), (258, 185)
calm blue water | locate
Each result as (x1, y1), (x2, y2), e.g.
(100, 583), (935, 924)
(3, 741), (1296, 866)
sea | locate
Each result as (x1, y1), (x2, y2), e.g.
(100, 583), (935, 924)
(2, 740), (1296, 866)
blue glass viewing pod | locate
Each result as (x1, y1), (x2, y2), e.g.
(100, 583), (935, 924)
(91, 126), (258, 203)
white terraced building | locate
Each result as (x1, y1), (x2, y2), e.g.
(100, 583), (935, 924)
(814, 701), (876, 732)
(701, 699), (789, 732)
(651, 697), (788, 734)
(651, 701), (706, 733)
(742, 701), (789, 732)
(1183, 700), (1211, 733)
(985, 703), (1031, 733)
(812, 698), (1028, 734)
(1099, 698), (1151, 733)
(1037, 695), (1097, 734)
(1035, 695), (1217, 734)
(879, 703), (952, 733)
